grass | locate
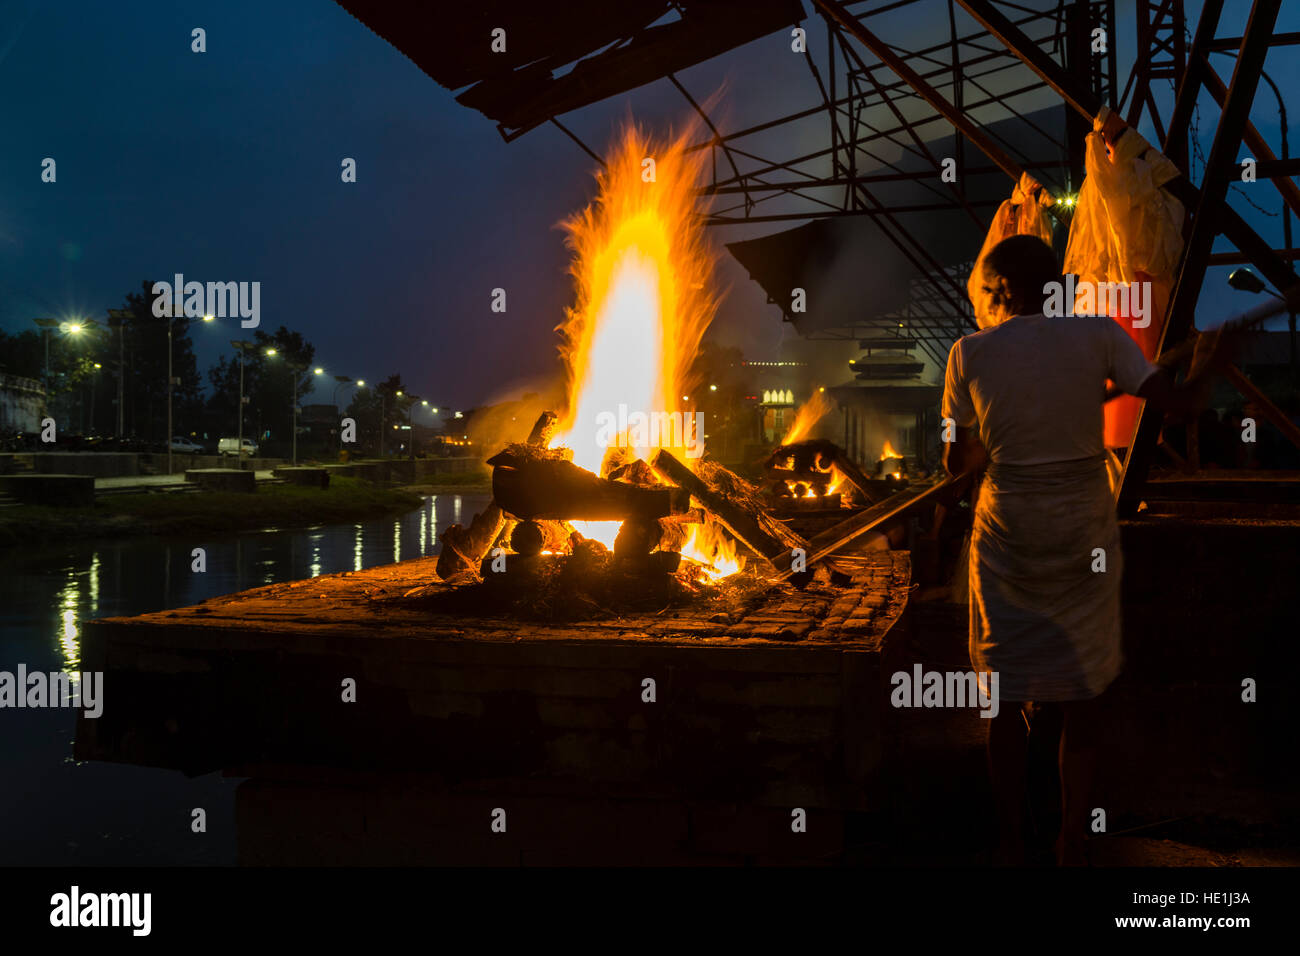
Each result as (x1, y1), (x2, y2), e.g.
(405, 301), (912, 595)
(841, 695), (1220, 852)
(0, 476), (425, 548)
(401, 467), (492, 494)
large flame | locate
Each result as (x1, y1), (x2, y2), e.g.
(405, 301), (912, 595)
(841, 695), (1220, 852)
(879, 439), (902, 461)
(781, 389), (834, 445)
(551, 125), (717, 474)
(550, 124), (739, 576)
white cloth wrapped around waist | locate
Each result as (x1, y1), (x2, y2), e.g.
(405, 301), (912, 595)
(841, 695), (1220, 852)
(969, 454), (1123, 701)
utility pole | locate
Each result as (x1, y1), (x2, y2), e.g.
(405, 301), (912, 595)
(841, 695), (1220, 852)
(287, 362), (308, 466)
(33, 319), (58, 415)
(167, 308), (174, 475)
(108, 309), (129, 439)
(232, 340), (256, 469)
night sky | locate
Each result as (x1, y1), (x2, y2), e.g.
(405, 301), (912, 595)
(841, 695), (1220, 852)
(3, 0), (1296, 412)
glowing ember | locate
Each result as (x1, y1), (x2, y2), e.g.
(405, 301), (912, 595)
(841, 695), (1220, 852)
(781, 390), (834, 445)
(545, 123), (739, 577)
(681, 521), (743, 579)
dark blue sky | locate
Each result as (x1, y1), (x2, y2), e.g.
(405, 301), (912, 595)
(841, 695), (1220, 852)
(3, 0), (1296, 411)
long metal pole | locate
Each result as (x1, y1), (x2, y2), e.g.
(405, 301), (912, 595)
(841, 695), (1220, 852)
(290, 367), (298, 466)
(167, 318), (173, 476)
(237, 347), (245, 469)
(1117, 0), (1283, 515)
(117, 323), (124, 438)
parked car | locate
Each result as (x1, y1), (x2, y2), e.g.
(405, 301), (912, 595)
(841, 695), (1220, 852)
(170, 436), (203, 455)
(218, 437), (258, 458)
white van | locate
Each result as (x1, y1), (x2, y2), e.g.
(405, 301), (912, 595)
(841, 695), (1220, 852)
(218, 437), (258, 458)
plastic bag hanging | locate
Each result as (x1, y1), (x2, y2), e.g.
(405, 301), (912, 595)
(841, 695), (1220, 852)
(1063, 107), (1186, 448)
(967, 172), (1056, 328)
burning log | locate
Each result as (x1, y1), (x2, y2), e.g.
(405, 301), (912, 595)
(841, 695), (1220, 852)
(651, 450), (806, 564)
(492, 454), (675, 522)
(526, 410), (559, 446)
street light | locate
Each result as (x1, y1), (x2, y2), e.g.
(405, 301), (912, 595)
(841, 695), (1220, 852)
(33, 317), (100, 432)
(1227, 268), (1278, 298)
(263, 348), (309, 465)
(106, 309), (130, 438)
(158, 303), (215, 475)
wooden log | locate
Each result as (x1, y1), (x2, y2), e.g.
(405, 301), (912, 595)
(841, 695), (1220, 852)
(651, 451), (806, 562)
(769, 474), (972, 580)
(526, 410), (559, 446)
(829, 450), (883, 502)
(493, 456), (673, 521)
(436, 501), (505, 580)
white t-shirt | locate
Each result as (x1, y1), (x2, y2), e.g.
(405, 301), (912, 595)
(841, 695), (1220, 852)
(942, 313), (1159, 466)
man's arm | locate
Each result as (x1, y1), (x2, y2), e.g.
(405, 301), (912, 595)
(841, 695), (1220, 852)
(943, 426), (988, 478)
(1134, 327), (1234, 415)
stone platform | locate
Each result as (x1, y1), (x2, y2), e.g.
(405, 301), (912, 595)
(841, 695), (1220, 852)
(76, 552), (912, 821)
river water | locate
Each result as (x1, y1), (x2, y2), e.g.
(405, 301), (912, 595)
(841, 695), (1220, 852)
(0, 493), (490, 865)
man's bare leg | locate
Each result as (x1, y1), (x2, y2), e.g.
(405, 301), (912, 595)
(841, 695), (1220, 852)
(988, 700), (1028, 864)
(1057, 693), (1106, 865)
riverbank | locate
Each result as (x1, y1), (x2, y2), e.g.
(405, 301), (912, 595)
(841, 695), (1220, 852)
(0, 476), (425, 547)
(398, 467), (492, 496)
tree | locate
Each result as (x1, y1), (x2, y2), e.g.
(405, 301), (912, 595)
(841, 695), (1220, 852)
(344, 373), (407, 457)
(107, 281), (203, 441)
(241, 327), (317, 457)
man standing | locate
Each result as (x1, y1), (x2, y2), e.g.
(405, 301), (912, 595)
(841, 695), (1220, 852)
(942, 234), (1223, 865)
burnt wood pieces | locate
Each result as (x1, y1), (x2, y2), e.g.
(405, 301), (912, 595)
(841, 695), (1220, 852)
(437, 410), (562, 581)
(770, 474), (972, 581)
(435, 501), (506, 580)
(765, 438), (884, 504)
(652, 450), (807, 563)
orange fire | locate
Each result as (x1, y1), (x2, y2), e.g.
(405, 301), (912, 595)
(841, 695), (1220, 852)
(781, 389), (834, 445)
(879, 439), (902, 461)
(549, 123), (739, 577)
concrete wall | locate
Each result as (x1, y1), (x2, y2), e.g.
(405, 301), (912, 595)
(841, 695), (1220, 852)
(0, 453), (140, 477)
(0, 374), (44, 433)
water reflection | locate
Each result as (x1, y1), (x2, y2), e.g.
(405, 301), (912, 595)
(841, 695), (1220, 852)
(0, 493), (490, 866)
(13, 493), (489, 688)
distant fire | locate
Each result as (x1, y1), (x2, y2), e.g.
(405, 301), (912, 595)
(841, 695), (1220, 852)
(879, 440), (903, 479)
(782, 390), (834, 445)
(547, 124), (738, 576)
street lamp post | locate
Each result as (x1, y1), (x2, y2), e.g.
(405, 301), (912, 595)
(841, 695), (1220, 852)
(106, 309), (129, 439)
(32, 318), (96, 432)
(287, 362), (309, 466)
(231, 340), (256, 468)
(161, 306), (214, 475)
(332, 375), (355, 458)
